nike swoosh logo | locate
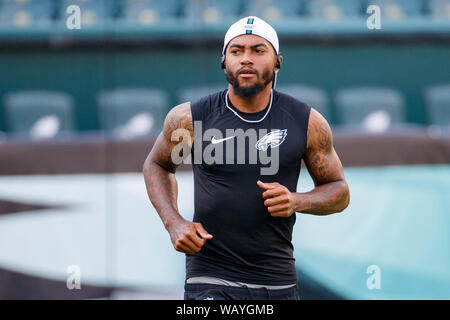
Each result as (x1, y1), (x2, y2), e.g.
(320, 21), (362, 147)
(211, 136), (236, 144)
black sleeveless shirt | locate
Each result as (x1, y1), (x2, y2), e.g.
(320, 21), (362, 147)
(187, 89), (311, 285)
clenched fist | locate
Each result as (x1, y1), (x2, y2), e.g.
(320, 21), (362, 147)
(167, 218), (213, 255)
(257, 180), (296, 218)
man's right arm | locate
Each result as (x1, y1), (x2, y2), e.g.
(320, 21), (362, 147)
(142, 102), (212, 255)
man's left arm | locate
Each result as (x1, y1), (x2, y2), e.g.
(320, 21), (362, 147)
(258, 108), (350, 217)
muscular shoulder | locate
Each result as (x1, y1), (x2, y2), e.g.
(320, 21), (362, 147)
(306, 108), (333, 152)
(163, 102), (193, 138)
(149, 102), (192, 173)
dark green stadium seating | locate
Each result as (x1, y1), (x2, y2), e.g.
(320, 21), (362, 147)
(60, 0), (117, 27)
(424, 83), (450, 128)
(367, 0), (423, 20)
(3, 90), (75, 139)
(182, 0), (241, 25)
(0, 0), (54, 27)
(429, 0), (450, 18)
(244, 0), (306, 22)
(178, 85), (225, 104)
(120, 0), (180, 25)
(334, 86), (406, 132)
(97, 88), (169, 139)
(277, 84), (331, 121)
(306, 0), (363, 20)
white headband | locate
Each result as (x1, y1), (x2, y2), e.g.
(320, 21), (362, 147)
(223, 16), (279, 55)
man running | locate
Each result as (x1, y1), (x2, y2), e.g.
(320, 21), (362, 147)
(143, 16), (350, 300)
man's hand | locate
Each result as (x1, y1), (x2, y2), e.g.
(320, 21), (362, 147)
(257, 180), (295, 218)
(167, 217), (213, 255)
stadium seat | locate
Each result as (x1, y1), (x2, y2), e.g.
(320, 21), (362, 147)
(424, 83), (450, 128)
(2, 90), (75, 140)
(183, 0), (241, 25)
(277, 84), (331, 121)
(334, 87), (405, 133)
(97, 88), (169, 139)
(0, 0), (54, 28)
(428, 0), (450, 18)
(60, 0), (116, 28)
(306, 0), (363, 20)
(365, 0), (423, 20)
(178, 85), (226, 104)
(243, 0), (305, 22)
(120, 0), (180, 25)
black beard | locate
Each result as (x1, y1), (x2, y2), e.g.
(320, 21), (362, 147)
(225, 68), (275, 98)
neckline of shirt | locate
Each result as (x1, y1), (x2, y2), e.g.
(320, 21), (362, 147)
(223, 89), (276, 118)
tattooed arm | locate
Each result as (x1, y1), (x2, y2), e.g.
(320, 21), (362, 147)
(297, 108), (350, 215)
(259, 108), (350, 216)
(143, 102), (212, 254)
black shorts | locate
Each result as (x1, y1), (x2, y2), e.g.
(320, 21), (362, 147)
(184, 283), (300, 300)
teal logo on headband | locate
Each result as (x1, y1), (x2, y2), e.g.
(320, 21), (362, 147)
(245, 18), (254, 34)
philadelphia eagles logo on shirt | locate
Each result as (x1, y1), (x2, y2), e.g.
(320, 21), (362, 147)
(255, 129), (287, 151)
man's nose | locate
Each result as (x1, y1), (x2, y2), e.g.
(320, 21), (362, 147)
(240, 50), (253, 65)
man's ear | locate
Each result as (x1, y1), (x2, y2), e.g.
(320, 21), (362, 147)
(221, 54), (226, 69)
(275, 55), (283, 71)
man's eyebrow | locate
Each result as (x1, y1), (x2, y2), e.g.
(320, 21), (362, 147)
(251, 43), (269, 49)
(228, 43), (269, 50)
(229, 44), (244, 49)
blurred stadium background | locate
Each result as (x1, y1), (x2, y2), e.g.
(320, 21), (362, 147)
(0, 0), (449, 299)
